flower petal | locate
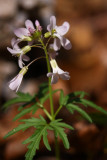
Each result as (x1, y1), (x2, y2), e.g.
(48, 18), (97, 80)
(14, 28), (30, 38)
(25, 19), (35, 30)
(53, 38), (61, 51)
(22, 55), (30, 61)
(51, 74), (59, 84)
(55, 22), (70, 36)
(9, 74), (23, 92)
(60, 37), (72, 50)
(7, 47), (21, 55)
(59, 72), (70, 80)
(18, 53), (24, 68)
(11, 38), (19, 49)
(47, 72), (53, 77)
(47, 16), (56, 31)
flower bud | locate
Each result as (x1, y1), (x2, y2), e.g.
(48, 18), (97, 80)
(22, 46), (31, 54)
(44, 32), (51, 38)
(33, 31), (42, 39)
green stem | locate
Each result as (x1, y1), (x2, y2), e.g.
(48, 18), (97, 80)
(43, 108), (52, 120)
(37, 103), (52, 120)
(55, 133), (60, 160)
(54, 105), (63, 118)
(40, 38), (60, 160)
(40, 38), (54, 120)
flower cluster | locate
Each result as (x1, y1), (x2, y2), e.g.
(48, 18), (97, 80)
(7, 16), (72, 92)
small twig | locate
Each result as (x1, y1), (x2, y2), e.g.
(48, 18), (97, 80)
(27, 56), (46, 67)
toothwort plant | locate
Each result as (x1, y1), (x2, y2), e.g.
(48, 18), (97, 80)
(4, 16), (107, 160)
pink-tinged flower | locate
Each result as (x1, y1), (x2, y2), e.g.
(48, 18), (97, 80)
(48, 44), (58, 59)
(47, 59), (70, 84)
(9, 66), (28, 92)
(47, 16), (72, 51)
(35, 20), (42, 31)
(7, 38), (30, 68)
(14, 19), (42, 43)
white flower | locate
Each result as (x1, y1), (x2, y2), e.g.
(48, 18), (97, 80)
(47, 59), (70, 84)
(14, 19), (42, 45)
(8, 66), (28, 92)
(48, 44), (58, 59)
(7, 38), (30, 68)
(47, 16), (72, 51)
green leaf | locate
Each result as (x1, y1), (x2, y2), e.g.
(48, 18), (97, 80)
(3, 92), (34, 109)
(54, 126), (70, 149)
(50, 120), (74, 130)
(13, 104), (39, 121)
(55, 122), (74, 130)
(4, 123), (35, 139)
(81, 99), (107, 115)
(4, 117), (47, 139)
(25, 125), (50, 160)
(66, 104), (92, 123)
(63, 91), (88, 106)
(13, 107), (32, 121)
(25, 128), (43, 160)
(50, 120), (71, 149)
(43, 128), (51, 151)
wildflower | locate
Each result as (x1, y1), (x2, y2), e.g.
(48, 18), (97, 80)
(14, 19), (42, 44)
(9, 66), (28, 92)
(47, 16), (72, 51)
(47, 59), (70, 84)
(7, 38), (31, 68)
(48, 44), (58, 59)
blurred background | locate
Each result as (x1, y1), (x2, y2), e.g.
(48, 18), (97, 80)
(0, 0), (107, 159)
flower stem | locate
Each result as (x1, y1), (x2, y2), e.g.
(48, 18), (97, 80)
(55, 132), (60, 160)
(27, 56), (46, 67)
(40, 39), (54, 120)
(40, 38), (60, 160)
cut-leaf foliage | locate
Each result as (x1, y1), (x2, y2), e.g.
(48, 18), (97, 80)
(50, 119), (74, 149)
(59, 91), (88, 106)
(24, 125), (51, 160)
(13, 104), (39, 121)
(4, 115), (51, 160)
(81, 99), (107, 115)
(4, 116), (46, 139)
(3, 92), (34, 109)
(66, 104), (92, 123)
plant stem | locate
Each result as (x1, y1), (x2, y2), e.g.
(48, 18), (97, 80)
(38, 103), (52, 120)
(54, 105), (63, 119)
(40, 39), (54, 120)
(40, 38), (60, 160)
(43, 107), (52, 120)
(55, 133), (60, 160)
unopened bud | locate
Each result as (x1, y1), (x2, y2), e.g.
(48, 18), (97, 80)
(44, 32), (51, 38)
